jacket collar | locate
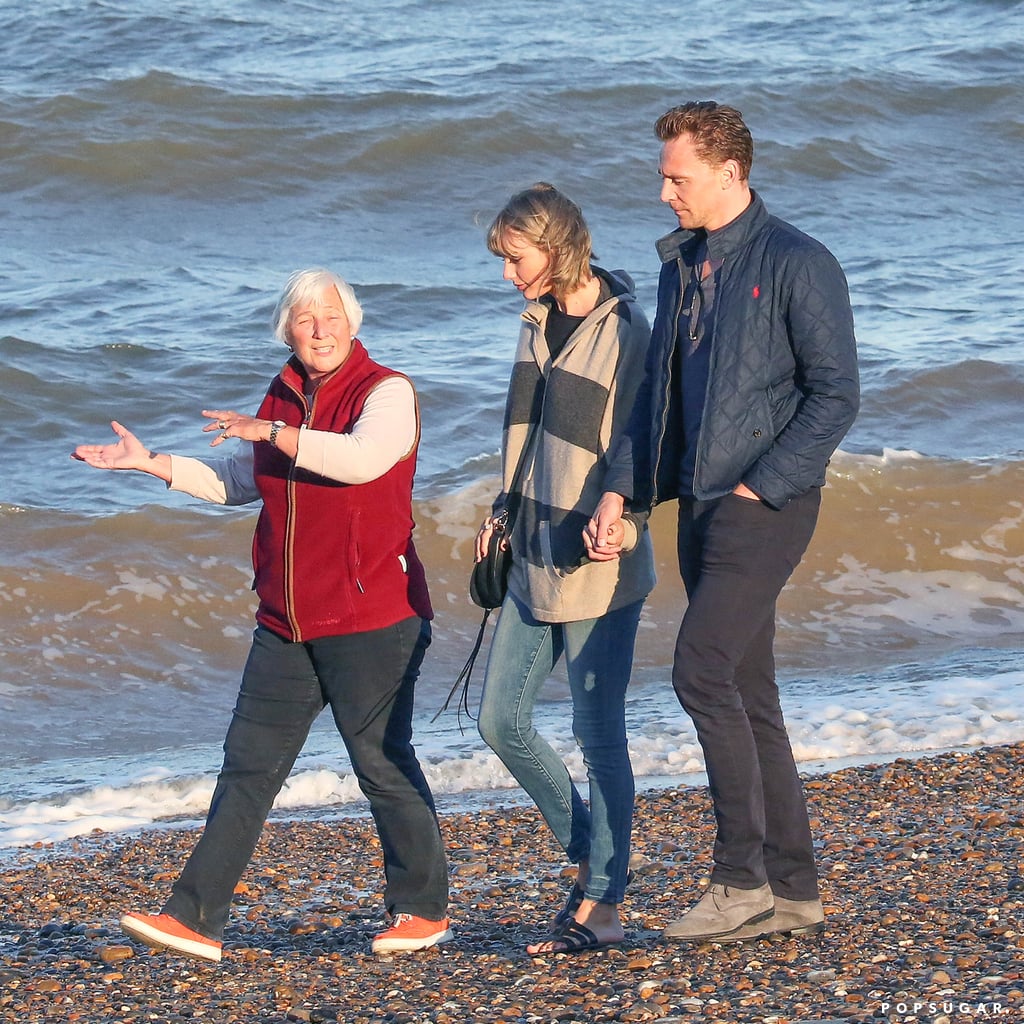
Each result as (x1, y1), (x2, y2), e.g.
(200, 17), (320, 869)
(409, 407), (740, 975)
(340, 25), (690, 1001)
(655, 189), (768, 264)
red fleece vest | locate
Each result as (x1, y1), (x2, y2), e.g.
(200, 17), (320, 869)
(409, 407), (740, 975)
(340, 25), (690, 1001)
(250, 340), (432, 642)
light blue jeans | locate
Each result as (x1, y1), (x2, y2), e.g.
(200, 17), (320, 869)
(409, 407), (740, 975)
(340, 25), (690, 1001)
(477, 590), (643, 904)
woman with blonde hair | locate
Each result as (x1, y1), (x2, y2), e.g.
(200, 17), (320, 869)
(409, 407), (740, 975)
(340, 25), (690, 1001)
(476, 184), (655, 954)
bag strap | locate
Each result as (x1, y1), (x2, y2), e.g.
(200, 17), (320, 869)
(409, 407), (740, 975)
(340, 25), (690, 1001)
(431, 607), (492, 732)
(499, 421), (538, 534)
(433, 423), (540, 730)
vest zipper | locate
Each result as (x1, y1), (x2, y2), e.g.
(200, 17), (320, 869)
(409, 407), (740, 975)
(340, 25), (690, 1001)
(282, 385), (314, 640)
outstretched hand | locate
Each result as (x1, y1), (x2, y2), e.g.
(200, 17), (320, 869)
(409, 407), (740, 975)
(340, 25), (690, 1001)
(71, 420), (152, 471)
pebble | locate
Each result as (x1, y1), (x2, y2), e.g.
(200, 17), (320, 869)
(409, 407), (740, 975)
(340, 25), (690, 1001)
(97, 946), (134, 964)
(0, 743), (1022, 1023)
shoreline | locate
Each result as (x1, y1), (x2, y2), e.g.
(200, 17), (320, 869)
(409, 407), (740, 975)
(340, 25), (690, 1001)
(2, 743), (1022, 1023)
(3, 742), (998, 866)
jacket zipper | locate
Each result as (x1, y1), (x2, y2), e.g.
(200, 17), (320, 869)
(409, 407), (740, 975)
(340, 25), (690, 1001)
(650, 257), (687, 506)
(691, 254), (722, 501)
(282, 385), (314, 640)
(353, 506), (364, 594)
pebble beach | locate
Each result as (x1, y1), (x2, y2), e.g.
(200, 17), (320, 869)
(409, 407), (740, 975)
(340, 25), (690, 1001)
(2, 744), (1021, 1024)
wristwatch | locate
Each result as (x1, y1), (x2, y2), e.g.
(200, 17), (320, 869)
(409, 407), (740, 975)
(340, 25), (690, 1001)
(269, 420), (286, 448)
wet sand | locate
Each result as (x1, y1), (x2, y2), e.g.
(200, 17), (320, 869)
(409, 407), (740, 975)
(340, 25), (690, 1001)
(2, 743), (1022, 1023)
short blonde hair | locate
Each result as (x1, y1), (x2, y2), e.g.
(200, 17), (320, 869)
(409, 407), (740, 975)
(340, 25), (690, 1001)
(486, 183), (594, 297)
(273, 268), (363, 341)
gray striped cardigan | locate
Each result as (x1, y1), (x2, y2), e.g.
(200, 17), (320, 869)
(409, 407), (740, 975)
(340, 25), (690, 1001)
(495, 267), (656, 622)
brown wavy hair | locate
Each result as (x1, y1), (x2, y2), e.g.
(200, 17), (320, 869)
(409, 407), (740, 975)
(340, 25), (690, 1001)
(655, 101), (754, 181)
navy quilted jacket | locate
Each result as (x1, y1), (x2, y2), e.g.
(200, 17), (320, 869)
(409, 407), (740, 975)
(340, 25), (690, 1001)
(605, 191), (859, 511)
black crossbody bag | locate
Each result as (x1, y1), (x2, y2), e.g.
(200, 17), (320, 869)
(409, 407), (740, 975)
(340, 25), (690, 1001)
(433, 430), (533, 728)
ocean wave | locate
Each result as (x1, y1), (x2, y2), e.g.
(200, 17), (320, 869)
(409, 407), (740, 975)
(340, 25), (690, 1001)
(3, 0), (1024, 861)
(4, 447), (1023, 742)
(850, 359), (1024, 460)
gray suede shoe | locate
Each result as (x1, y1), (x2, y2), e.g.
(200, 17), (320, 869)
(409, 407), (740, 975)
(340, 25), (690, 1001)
(715, 896), (825, 943)
(662, 883), (774, 941)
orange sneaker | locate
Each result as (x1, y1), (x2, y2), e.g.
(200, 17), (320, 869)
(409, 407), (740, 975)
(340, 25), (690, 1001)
(120, 912), (222, 962)
(371, 913), (453, 953)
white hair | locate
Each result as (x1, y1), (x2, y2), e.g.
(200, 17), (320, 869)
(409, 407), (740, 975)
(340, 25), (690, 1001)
(273, 268), (363, 341)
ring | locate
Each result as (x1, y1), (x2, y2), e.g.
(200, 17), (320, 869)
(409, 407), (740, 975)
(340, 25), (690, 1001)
(218, 420), (227, 429)
(220, 431), (230, 440)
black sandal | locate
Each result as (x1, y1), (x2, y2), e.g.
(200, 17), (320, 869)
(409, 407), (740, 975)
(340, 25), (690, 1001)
(529, 919), (623, 956)
(552, 869), (633, 932)
(551, 882), (584, 932)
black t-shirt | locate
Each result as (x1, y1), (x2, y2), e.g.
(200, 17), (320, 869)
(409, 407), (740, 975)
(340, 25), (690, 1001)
(542, 276), (612, 361)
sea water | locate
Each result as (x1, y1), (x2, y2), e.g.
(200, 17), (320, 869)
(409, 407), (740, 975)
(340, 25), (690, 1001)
(1, 0), (1023, 850)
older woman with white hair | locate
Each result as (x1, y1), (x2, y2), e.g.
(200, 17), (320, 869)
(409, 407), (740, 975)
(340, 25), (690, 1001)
(73, 268), (450, 960)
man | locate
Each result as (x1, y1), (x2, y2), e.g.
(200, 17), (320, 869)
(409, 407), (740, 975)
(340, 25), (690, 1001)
(585, 102), (859, 942)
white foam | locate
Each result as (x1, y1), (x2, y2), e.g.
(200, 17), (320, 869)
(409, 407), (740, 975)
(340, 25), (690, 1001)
(818, 562), (1024, 639)
(2, 665), (1022, 852)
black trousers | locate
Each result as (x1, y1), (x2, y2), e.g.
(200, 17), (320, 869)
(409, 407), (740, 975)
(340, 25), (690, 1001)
(673, 488), (821, 901)
(165, 616), (448, 938)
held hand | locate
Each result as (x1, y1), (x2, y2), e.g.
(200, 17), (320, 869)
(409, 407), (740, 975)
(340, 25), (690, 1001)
(71, 420), (150, 471)
(203, 409), (267, 447)
(583, 491), (626, 562)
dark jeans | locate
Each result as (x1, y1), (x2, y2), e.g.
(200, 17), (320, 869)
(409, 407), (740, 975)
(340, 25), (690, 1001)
(164, 616), (448, 939)
(673, 489), (821, 901)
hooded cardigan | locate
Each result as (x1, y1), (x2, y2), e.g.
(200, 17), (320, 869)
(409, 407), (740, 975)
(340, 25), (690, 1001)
(496, 267), (656, 623)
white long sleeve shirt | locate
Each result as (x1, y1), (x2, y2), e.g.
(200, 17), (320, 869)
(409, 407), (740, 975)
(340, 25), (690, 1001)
(168, 376), (417, 504)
